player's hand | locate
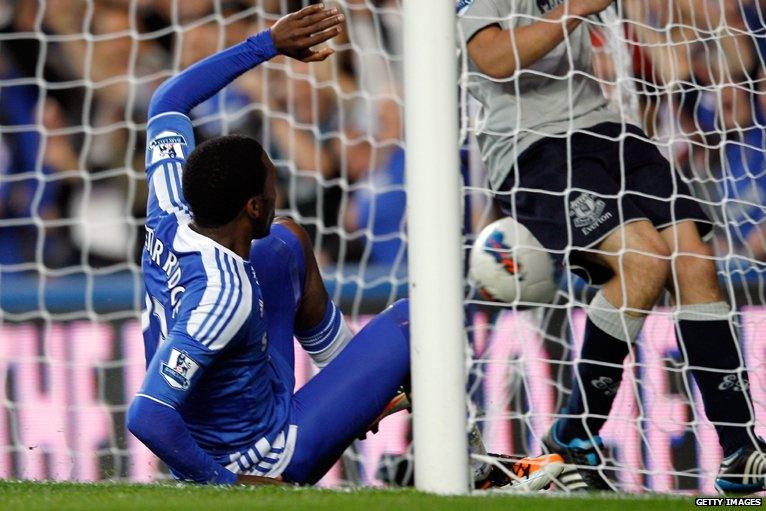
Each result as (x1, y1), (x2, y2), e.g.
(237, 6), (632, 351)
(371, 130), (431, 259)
(570, 0), (615, 17)
(236, 474), (285, 486)
(271, 4), (344, 63)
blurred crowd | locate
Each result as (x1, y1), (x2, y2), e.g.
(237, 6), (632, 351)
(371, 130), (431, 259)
(0, 0), (406, 271)
(1, 0), (766, 276)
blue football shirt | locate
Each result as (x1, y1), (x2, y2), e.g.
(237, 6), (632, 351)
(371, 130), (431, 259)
(138, 112), (295, 477)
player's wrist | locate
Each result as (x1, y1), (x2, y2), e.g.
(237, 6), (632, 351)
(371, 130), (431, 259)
(247, 29), (279, 61)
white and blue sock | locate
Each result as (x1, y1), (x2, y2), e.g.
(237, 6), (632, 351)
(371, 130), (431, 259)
(295, 300), (353, 368)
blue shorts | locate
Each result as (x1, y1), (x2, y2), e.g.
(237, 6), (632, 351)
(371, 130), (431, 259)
(495, 123), (712, 284)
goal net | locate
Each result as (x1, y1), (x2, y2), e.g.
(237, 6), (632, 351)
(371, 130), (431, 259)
(0, 0), (763, 494)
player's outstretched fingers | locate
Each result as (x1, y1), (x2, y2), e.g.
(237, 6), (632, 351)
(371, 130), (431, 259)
(296, 12), (344, 37)
(292, 3), (326, 21)
(302, 47), (335, 63)
(298, 7), (341, 29)
(271, 5), (343, 61)
(303, 25), (343, 48)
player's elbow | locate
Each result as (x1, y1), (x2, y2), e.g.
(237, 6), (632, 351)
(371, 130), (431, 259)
(469, 50), (516, 80)
(467, 29), (517, 80)
(148, 78), (183, 118)
(147, 81), (170, 118)
(126, 398), (147, 440)
(480, 63), (516, 80)
(470, 45), (516, 79)
(126, 397), (160, 447)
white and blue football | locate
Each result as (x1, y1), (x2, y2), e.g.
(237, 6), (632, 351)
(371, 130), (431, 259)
(469, 217), (557, 306)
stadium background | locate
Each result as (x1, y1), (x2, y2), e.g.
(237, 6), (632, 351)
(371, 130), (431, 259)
(0, 0), (765, 495)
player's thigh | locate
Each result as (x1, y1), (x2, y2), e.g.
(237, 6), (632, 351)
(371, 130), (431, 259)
(282, 300), (410, 485)
(588, 218), (670, 279)
(659, 220), (723, 303)
(250, 221), (307, 367)
(497, 133), (647, 285)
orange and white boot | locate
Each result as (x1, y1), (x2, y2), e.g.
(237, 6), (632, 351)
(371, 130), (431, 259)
(475, 453), (565, 491)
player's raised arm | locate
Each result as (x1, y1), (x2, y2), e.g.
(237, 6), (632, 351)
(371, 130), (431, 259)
(143, 4), (344, 223)
(148, 3), (344, 120)
(464, 0), (613, 79)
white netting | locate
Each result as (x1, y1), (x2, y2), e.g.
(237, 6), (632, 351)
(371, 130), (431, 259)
(461, 0), (766, 494)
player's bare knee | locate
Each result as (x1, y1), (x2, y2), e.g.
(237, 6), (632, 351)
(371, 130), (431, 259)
(676, 242), (714, 274)
(622, 246), (670, 289)
(599, 221), (669, 279)
(612, 248), (669, 311)
(661, 224), (721, 303)
(642, 249), (672, 286)
(672, 253), (722, 303)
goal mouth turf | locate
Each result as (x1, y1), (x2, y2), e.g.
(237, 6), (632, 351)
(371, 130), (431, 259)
(0, 481), (717, 511)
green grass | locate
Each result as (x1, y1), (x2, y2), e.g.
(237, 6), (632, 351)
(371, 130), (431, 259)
(0, 481), (723, 511)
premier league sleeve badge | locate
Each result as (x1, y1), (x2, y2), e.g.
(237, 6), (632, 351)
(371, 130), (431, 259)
(161, 348), (200, 390)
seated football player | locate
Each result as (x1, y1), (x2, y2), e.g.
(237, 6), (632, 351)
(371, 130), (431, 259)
(128, 4), (561, 489)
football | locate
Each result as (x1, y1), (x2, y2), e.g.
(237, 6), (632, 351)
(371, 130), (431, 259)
(469, 217), (557, 306)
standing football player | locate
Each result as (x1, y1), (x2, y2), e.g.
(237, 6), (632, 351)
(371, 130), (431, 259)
(458, 0), (765, 492)
(128, 4), (561, 489)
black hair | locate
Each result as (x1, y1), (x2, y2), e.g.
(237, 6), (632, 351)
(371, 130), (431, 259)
(182, 135), (268, 227)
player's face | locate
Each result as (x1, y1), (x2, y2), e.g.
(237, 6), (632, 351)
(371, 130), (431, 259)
(262, 157), (277, 228)
(250, 153), (277, 238)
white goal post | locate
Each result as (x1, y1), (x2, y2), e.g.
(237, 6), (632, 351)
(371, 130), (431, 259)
(403, 0), (470, 495)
